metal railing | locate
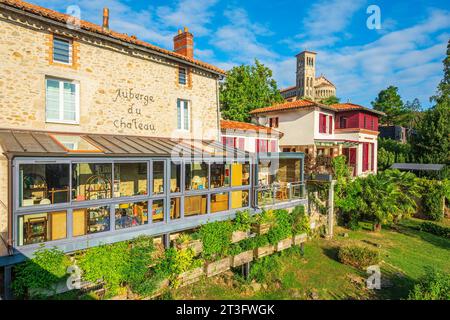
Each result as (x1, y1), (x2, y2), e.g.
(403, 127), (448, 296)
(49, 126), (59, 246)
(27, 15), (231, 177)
(254, 182), (306, 207)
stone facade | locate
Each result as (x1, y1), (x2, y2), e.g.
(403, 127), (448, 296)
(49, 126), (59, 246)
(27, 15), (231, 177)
(0, 10), (220, 141)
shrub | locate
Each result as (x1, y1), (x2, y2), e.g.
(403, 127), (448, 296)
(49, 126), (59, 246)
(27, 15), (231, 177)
(12, 247), (71, 299)
(267, 209), (293, 245)
(198, 220), (233, 261)
(248, 255), (281, 283)
(233, 210), (252, 232)
(77, 241), (130, 294)
(417, 179), (447, 221)
(337, 245), (380, 269)
(291, 205), (310, 235)
(408, 267), (450, 300)
(419, 222), (450, 239)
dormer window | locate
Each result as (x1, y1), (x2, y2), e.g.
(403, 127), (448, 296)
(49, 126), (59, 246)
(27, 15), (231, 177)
(53, 36), (72, 64)
(178, 66), (187, 85)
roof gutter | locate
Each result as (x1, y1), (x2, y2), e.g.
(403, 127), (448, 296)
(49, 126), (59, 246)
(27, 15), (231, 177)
(0, 3), (226, 78)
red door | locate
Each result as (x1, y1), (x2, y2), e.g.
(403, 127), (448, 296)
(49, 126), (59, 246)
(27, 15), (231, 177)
(362, 143), (369, 172)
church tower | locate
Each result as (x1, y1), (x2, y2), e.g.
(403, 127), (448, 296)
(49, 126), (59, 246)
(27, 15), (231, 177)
(296, 51), (316, 100)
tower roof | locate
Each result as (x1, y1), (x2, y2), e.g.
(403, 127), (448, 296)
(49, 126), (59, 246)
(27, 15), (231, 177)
(296, 50), (317, 56)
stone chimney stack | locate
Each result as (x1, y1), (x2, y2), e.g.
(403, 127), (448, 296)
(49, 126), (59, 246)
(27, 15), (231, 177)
(173, 27), (194, 58)
(102, 7), (109, 31)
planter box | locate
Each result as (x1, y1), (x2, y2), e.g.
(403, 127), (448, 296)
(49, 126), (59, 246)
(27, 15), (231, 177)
(144, 278), (170, 300)
(204, 257), (231, 277)
(251, 223), (271, 235)
(254, 244), (274, 259)
(293, 233), (308, 245)
(231, 250), (254, 267)
(275, 237), (292, 252)
(177, 267), (204, 287)
(231, 230), (249, 243)
(176, 239), (203, 255)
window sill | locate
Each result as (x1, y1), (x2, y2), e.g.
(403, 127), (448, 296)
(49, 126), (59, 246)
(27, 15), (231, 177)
(46, 120), (80, 125)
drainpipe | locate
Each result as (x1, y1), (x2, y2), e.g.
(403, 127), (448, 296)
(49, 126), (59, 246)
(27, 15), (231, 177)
(6, 154), (13, 255)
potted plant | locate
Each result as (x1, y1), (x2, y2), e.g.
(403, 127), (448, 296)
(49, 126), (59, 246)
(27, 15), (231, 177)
(231, 210), (251, 243)
(229, 240), (254, 267)
(251, 210), (275, 235)
(253, 235), (274, 259)
(175, 233), (203, 255)
(291, 205), (310, 245)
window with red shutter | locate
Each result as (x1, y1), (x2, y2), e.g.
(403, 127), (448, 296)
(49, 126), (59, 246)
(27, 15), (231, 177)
(329, 115), (333, 134)
(319, 113), (327, 133)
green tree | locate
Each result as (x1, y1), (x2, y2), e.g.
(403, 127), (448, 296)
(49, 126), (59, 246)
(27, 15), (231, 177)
(320, 95), (340, 105)
(412, 40), (450, 165)
(219, 59), (284, 122)
(371, 86), (406, 125)
(402, 98), (423, 129)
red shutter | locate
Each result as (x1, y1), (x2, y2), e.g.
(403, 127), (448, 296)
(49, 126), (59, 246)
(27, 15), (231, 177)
(371, 143), (375, 171)
(362, 143), (369, 172)
(319, 114), (327, 133)
(270, 140), (277, 152)
(238, 138), (245, 150)
(222, 137), (227, 145)
(329, 116), (333, 134)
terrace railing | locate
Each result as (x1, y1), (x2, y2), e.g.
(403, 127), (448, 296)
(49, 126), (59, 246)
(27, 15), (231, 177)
(255, 182), (306, 207)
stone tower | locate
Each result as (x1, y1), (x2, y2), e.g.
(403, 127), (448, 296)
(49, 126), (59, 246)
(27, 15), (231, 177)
(296, 51), (316, 99)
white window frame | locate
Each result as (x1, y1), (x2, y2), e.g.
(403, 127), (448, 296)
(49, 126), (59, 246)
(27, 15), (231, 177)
(177, 99), (190, 131)
(52, 36), (73, 65)
(178, 67), (187, 85)
(45, 77), (80, 125)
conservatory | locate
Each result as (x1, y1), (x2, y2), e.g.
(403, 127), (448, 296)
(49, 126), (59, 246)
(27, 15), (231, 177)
(0, 130), (305, 261)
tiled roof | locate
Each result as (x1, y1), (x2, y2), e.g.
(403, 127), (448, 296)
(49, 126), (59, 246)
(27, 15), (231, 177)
(279, 85), (297, 93)
(330, 103), (386, 115)
(0, 0), (226, 76)
(220, 120), (282, 136)
(249, 99), (318, 114)
(250, 99), (385, 116)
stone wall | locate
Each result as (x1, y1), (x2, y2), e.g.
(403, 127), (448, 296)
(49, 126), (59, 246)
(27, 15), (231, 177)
(0, 10), (220, 141)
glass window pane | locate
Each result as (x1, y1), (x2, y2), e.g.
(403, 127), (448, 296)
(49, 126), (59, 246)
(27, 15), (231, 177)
(114, 162), (148, 197)
(152, 199), (164, 223)
(170, 162), (181, 193)
(177, 101), (181, 129)
(231, 162), (250, 187)
(46, 79), (60, 120)
(53, 38), (71, 63)
(115, 202), (148, 230)
(185, 162), (209, 191)
(210, 163), (230, 188)
(170, 197), (181, 220)
(72, 163), (112, 201)
(73, 206), (110, 236)
(19, 164), (70, 207)
(231, 190), (249, 209)
(211, 192), (229, 213)
(184, 195), (207, 217)
(63, 82), (76, 121)
(18, 211), (67, 246)
(183, 102), (189, 130)
(153, 161), (165, 195)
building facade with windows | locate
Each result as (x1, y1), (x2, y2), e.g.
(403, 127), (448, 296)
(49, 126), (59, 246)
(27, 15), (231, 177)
(0, 0), (306, 294)
(220, 119), (282, 154)
(250, 99), (385, 177)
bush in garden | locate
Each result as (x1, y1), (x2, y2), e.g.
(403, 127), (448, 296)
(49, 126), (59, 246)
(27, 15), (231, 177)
(12, 247), (71, 299)
(417, 179), (447, 221)
(77, 241), (130, 294)
(419, 222), (450, 239)
(291, 205), (310, 235)
(337, 245), (380, 269)
(248, 255), (282, 283)
(198, 220), (233, 261)
(408, 267), (450, 300)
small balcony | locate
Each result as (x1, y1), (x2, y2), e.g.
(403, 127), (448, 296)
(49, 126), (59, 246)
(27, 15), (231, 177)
(255, 181), (306, 207)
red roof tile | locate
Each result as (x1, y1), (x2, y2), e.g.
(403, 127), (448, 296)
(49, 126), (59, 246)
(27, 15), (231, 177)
(0, 0), (226, 75)
(249, 99), (318, 114)
(220, 120), (282, 136)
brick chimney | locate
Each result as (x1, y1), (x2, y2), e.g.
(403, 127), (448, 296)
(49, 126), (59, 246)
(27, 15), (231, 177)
(173, 27), (194, 58)
(102, 7), (109, 31)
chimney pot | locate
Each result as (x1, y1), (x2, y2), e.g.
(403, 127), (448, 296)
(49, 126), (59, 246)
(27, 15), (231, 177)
(103, 7), (109, 30)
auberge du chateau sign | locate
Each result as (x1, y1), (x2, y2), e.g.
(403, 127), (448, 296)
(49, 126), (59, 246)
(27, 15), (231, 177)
(112, 88), (156, 131)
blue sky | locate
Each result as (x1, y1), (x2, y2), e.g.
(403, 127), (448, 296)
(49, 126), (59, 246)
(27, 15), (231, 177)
(30, 0), (450, 108)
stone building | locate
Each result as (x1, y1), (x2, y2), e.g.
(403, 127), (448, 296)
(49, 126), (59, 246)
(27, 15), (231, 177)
(280, 51), (336, 102)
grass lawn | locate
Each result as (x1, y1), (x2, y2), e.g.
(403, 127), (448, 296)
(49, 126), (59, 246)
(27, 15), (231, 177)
(170, 219), (450, 300)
